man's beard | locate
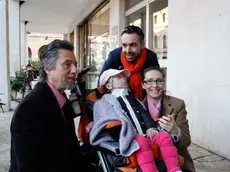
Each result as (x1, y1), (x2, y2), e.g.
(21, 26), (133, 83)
(125, 53), (138, 62)
(60, 81), (75, 90)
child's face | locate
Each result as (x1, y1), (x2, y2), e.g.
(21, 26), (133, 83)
(107, 73), (129, 89)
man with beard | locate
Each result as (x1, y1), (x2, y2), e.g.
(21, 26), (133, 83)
(99, 25), (159, 100)
(10, 40), (94, 172)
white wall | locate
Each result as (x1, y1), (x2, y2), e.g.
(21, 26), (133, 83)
(168, 0), (230, 159)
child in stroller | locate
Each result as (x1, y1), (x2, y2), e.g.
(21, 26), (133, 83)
(89, 69), (182, 172)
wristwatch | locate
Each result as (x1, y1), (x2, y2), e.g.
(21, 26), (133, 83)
(171, 127), (181, 143)
(171, 133), (180, 143)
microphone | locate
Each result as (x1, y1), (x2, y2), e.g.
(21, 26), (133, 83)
(77, 66), (90, 81)
(118, 66), (124, 70)
(69, 91), (82, 117)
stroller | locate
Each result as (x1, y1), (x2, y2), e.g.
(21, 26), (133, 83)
(71, 67), (184, 172)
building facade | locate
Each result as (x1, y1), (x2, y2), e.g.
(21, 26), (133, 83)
(76, 0), (168, 88)
(28, 33), (63, 61)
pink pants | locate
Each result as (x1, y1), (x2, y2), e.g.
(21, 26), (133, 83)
(135, 132), (181, 172)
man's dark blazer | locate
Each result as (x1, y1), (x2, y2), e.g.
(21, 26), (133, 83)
(99, 47), (159, 77)
(10, 82), (91, 172)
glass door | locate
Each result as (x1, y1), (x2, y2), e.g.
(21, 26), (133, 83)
(79, 3), (110, 89)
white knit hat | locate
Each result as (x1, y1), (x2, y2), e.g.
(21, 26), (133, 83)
(99, 69), (130, 87)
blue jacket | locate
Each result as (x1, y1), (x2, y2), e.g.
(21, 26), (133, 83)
(89, 94), (140, 157)
(100, 47), (159, 76)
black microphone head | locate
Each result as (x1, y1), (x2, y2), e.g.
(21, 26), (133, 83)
(118, 66), (124, 70)
(81, 66), (90, 74)
(77, 66), (90, 81)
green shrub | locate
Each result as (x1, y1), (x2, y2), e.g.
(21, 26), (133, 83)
(10, 76), (24, 92)
(30, 60), (42, 70)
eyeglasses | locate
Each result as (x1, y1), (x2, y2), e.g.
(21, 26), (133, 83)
(143, 78), (164, 86)
(121, 26), (144, 40)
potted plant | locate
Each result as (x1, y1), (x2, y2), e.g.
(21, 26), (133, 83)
(10, 76), (24, 100)
(30, 60), (41, 77)
(0, 93), (5, 113)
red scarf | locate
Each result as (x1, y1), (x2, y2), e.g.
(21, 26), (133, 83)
(121, 48), (146, 100)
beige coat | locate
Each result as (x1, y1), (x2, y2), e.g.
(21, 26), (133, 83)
(144, 94), (196, 172)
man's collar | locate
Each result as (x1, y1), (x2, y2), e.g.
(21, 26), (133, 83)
(47, 81), (67, 109)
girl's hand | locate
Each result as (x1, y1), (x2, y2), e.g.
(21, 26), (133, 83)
(146, 128), (158, 139)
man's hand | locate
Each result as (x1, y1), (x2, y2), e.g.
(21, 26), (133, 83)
(158, 114), (179, 134)
(146, 128), (158, 139)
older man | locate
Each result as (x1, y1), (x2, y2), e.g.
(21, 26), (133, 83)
(100, 25), (159, 100)
(10, 40), (93, 172)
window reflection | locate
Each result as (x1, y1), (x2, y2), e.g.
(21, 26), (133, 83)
(87, 5), (110, 72)
(127, 7), (146, 36)
(125, 0), (144, 10)
(151, 0), (168, 60)
(87, 4), (110, 88)
(154, 35), (158, 49)
(163, 35), (167, 49)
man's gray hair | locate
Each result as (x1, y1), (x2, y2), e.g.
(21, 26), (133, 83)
(39, 39), (74, 82)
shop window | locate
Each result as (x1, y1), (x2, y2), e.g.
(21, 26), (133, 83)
(69, 31), (74, 45)
(127, 6), (146, 37)
(129, 19), (141, 28)
(163, 13), (166, 23)
(79, 2), (110, 88)
(87, 3), (110, 73)
(163, 35), (167, 48)
(125, 0), (144, 10)
(154, 15), (158, 24)
(154, 36), (158, 49)
(151, 0), (168, 60)
(28, 47), (32, 58)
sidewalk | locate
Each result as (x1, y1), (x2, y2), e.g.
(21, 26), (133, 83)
(0, 101), (230, 172)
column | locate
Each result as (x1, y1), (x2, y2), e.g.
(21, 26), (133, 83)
(9, 0), (20, 75)
(74, 26), (80, 64)
(145, 3), (153, 49)
(0, 0), (11, 111)
(20, 21), (28, 67)
(109, 0), (126, 51)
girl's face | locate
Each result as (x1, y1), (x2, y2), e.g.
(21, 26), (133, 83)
(142, 70), (165, 100)
(106, 73), (129, 90)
